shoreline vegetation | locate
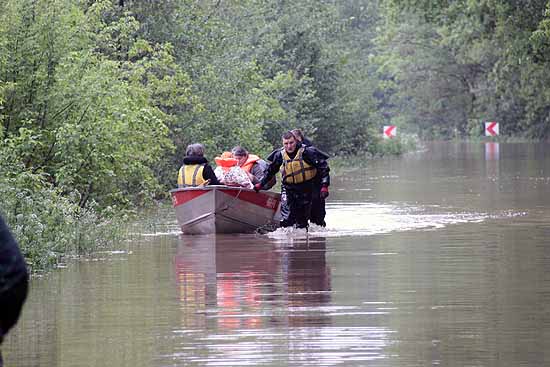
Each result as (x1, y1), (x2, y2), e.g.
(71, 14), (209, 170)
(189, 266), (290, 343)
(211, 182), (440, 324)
(2, 0), (549, 273)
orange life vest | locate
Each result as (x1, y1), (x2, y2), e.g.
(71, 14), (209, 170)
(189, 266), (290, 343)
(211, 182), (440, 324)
(240, 154), (261, 173)
(215, 153), (238, 173)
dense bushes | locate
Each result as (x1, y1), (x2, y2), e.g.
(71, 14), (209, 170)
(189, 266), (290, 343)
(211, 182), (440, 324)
(0, 156), (124, 271)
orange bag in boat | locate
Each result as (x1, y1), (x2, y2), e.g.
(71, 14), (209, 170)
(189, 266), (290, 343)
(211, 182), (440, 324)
(214, 152), (252, 188)
(215, 152), (238, 173)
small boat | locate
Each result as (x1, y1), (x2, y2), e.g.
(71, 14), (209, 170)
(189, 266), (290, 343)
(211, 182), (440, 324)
(170, 186), (281, 234)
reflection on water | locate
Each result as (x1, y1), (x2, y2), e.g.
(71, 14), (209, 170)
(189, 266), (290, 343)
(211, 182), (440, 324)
(170, 235), (337, 365)
(4, 142), (550, 367)
(169, 236), (397, 366)
(484, 142), (500, 161)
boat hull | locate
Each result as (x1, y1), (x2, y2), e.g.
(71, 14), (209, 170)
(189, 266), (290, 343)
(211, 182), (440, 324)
(170, 186), (281, 234)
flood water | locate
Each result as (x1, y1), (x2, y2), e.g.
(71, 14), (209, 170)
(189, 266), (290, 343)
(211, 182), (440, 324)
(4, 141), (550, 366)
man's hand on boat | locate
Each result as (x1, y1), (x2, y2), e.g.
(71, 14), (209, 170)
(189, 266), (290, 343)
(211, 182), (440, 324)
(198, 179), (211, 187)
(196, 178), (258, 190)
(253, 183), (263, 192)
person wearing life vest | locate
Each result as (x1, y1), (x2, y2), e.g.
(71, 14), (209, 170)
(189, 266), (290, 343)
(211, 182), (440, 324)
(254, 131), (330, 229)
(215, 152), (237, 172)
(213, 151), (254, 188)
(0, 214), (29, 367)
(231, 146), (275, 190)
(291, 129), (330, 227)
(177, 143), (221, 187)
(214, 151), (238, 182)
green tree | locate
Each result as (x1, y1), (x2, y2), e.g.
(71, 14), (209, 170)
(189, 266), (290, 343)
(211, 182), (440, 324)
(1, 0), (183, 209)
(379, 0), (550, 139)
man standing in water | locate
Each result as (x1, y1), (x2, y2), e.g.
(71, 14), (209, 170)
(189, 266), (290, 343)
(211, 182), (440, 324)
(291, 129), (330, 227)
(0, 214), (29, 367)
(255, 131), (330, 229)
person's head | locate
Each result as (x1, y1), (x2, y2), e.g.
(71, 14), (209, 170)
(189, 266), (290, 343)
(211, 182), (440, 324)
(231, 146), (249, 166)
(291, 129), (304, 142)
(186, 143), (205, 157)
(282, 131), (297, 154)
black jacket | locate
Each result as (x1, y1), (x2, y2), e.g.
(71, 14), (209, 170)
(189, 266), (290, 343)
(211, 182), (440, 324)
(300, 137), (330, 160)
(262, 143), (330, 188)
(182, 156), (221, 185)
(0, 215), (28, 294)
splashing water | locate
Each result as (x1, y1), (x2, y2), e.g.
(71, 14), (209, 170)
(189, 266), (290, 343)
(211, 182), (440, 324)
(267, 202), (494, 239)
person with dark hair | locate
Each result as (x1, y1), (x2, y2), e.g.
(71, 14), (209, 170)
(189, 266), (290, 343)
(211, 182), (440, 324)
(177, 143), (221, 187)
(231, 146), (275, 189)
(291, 129), (330, 227)
(0, 214), (29, 366)
(255, 131), (330, 229)
(290, 129), (313, 147)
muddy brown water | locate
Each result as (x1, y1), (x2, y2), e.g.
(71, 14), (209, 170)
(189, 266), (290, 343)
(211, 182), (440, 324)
(4, 142), (550, 366)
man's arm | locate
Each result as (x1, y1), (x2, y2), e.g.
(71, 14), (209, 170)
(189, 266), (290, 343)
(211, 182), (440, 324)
(303, 147), (330, 186)
(253, 160), (276, 189)
(259, 150), (283, 187)
(203, 165), (221, 185)
(249, 162), (263, 184)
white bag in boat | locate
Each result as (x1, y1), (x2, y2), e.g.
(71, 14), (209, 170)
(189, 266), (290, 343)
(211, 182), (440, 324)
(222, 166), (253, 189)
(214, 166), (225, 182)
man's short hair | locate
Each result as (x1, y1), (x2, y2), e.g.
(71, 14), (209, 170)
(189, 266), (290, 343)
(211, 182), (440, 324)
(186, 143), (205, 157)
(231, 146), (248, 157)
(282, 131), (295, 140)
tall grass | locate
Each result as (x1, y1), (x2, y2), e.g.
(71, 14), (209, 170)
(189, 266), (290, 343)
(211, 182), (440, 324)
(0, 162), (125, 273)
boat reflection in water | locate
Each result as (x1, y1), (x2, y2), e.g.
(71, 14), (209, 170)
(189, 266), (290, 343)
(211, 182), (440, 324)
(174, 234), (331, 331)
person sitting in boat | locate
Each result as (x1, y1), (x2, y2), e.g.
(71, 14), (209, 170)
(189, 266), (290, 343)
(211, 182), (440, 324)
(213, 151), (235, 182)
(254, 131), (330, 229)
(231, 146), (275, 190)
(214, 151), (253, 189)
(177, 143), (221, 187)
(291, 129), (330, 227)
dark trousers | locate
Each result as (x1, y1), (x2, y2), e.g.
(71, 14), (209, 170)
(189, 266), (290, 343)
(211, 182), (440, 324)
(279, 182), (313, 229)
(310, 180), (326, 227)
(0, 276), (29, 367)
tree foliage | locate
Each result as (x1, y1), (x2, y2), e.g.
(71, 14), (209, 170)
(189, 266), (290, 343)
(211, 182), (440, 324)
(379, 0), (550, 139)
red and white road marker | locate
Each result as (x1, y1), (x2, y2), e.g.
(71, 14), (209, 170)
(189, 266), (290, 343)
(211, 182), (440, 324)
(485, 122), (499, 136)
(383, 125), (396, 139)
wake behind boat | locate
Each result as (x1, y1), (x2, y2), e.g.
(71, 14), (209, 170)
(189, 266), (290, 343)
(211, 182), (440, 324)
(170, 186), (281, 234)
